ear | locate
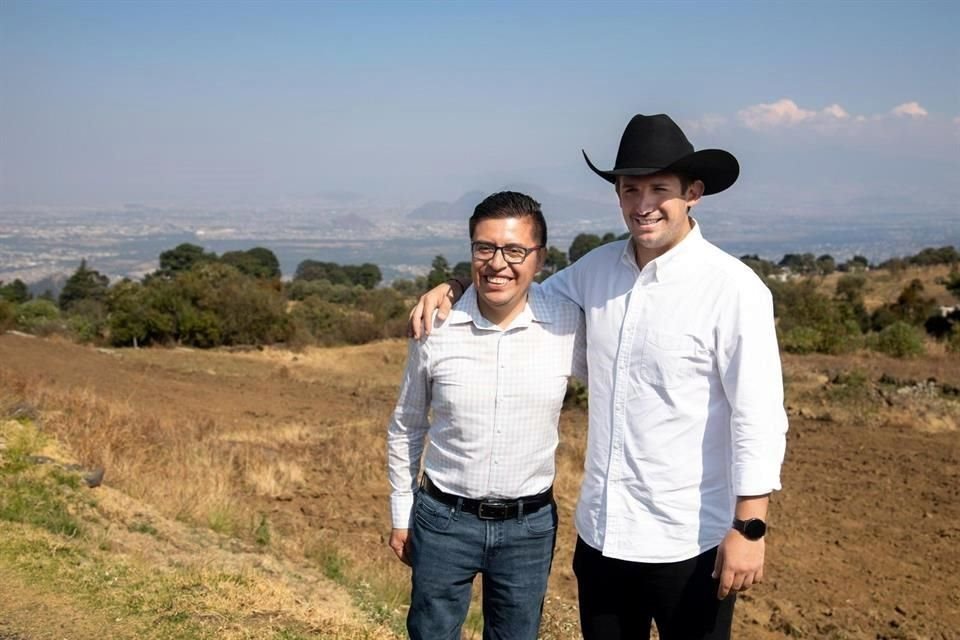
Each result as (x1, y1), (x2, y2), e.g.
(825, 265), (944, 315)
(535, 249), (547, 272)
(686, 179), (705, 207)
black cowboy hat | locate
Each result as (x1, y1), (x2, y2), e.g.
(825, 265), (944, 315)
(582, 113), (739, 195)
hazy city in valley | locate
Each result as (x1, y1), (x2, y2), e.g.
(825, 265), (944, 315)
(3, 194), (958, 291)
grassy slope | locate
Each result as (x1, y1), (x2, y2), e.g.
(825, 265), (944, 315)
(0, 417), (393, 640)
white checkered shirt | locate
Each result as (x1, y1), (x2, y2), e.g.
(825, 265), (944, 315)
(387, 285), (586, 529)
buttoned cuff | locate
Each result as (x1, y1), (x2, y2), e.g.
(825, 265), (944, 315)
(390, 492), (415, 529)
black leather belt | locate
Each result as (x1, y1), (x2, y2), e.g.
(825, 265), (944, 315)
(421, 475), (553, 520)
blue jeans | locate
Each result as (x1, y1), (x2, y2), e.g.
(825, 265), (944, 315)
(407, 490), (558, 640)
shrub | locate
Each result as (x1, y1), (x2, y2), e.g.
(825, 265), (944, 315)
(65, 299), (107, 343)
(780, 326), (823, 355)
(868, 321), (926, 358)
(0, 300), (14, 332)
(15, 299), (62, 335)
(772, 280), (863, 353)
(948, 324), (960, 354)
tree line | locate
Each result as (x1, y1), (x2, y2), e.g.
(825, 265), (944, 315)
(1, 239), (958, 356)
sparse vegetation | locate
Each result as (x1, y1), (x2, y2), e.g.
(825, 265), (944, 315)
(0, 371), (397, 639)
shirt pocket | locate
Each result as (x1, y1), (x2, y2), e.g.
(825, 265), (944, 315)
(639, 328), (707, 389)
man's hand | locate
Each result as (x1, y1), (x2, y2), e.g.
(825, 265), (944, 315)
(408, 282), (458, 339)
(389, 528), (412, 566)
(712, 529), (765, 599)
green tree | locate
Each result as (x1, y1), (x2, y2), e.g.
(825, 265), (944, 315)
(815, 254), (836, 275)
(890, 279), (937, 326)
(840, 255), (870, 272)
(66, 299), (107, 343)
(945, 269), (960, 301)
(391, 278), (425, 297)
(778, 253), (817, 275)
(294, 260), (350, 285)
(878, 257), (907, 274)
(0, 279), (31, 303)
(157, 243), (217, 276)
(451, 261), (472, 280)
(770, 279), (862, 354)
(739, 255), (777, 278)
(868, 321), (925, 358)
(426, 255), (451, 289)
(221, 247), (281, 279)
(543, 246), (568, 274)
(835, 274), (866, 304)
(177, 262), (288, 346)
(343, 263), (383, 289)
(106, 280), (151, 346)
(568, 234), (602, 263)
(59, 260), (109, 311)
(835, 273), (869, 332)
(908, 246), (959, 266)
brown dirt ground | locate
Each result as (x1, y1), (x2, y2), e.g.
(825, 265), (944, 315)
(1, 333), (958, 639)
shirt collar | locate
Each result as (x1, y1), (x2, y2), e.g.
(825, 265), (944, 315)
(620, 217), (706, 283)
(447, 284), (552, 331)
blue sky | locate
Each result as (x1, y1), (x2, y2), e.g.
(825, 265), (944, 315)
(1, 0), (958, 213)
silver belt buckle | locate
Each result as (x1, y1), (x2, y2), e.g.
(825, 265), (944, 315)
(477, 501), (508, 520)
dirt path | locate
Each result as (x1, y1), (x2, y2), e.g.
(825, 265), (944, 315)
(2, 333), (958, 639)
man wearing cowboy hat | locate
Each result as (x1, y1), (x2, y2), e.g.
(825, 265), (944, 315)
(410, 114), (788, 639)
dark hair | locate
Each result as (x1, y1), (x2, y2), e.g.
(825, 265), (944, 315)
(468, 191), (547, 247)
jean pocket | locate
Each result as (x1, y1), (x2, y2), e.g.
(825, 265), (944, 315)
(522, 502), (558, 537)
(414, 492), (454, 532)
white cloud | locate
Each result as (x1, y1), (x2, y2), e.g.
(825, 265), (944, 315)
(736, 99), (944, 135)
(822, 104), (849, 119)
(737, 99), (855, 131)
(891, 102), (928, 118)
(737, 99), (816, 130)
(682, 114), (727, 134)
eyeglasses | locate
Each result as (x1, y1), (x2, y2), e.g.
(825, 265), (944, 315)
(471, 242), (543, 264)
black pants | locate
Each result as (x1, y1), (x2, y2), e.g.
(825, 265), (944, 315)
(573, 537), (735, 640)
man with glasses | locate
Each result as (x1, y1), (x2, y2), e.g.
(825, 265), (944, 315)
(387, 190), (586, 640)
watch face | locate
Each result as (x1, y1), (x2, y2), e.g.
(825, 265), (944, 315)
(743, 518), (767, 539)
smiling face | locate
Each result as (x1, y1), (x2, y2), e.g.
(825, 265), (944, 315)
(471, 216), (544, 328)
(617, 172), (704, 267)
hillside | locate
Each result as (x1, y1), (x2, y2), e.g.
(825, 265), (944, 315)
(1, 333), (958, 639)
(811, 263), (957, 311)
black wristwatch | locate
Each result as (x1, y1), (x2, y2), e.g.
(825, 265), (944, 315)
(732, 518), (767, 541)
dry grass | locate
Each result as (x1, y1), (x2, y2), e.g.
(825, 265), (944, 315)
(0, 414), (392, 640)
(812, 264), (956, 311)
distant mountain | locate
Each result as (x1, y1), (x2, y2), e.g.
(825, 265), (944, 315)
(406, 184), (609, 223)
(407, 190), (486, 221)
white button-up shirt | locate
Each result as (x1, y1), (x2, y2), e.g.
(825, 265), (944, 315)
(387, 285), (586, 529)
(541, 220), (788, 562)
